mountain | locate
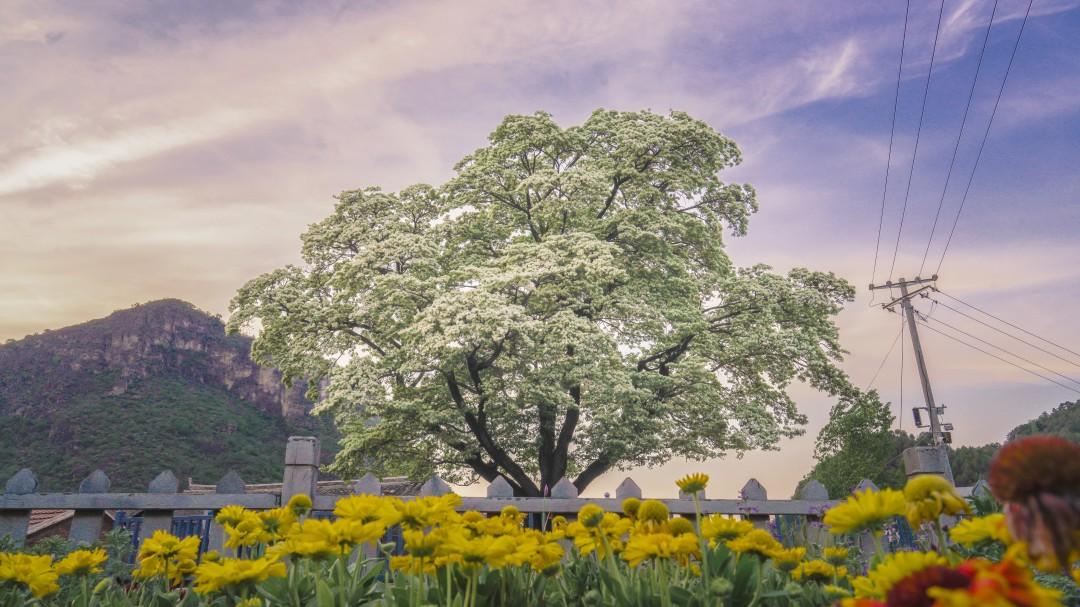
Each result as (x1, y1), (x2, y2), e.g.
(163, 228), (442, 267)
(0, 299), (336, 492)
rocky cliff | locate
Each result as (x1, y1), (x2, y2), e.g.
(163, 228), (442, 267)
(0, 299), (310, 419)
(0, 300), (334, 491)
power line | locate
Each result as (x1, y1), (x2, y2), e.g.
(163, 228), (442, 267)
(926, 295), (1080, 370)
(937, 289), (1080, 360)
(868, 315), (906, 390)
(917, 320), (1080, 396)
(918, 0), (1000, 275)
(871, 0), (913, 291)
(935, 0), (1036, 274)
(887, 0), (947, 281)
(925, 315), (1080, 388)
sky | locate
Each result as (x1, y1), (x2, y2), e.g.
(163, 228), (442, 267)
(2, 0), (1080, 500)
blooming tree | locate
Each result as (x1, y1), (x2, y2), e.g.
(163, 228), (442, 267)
(229, 109), (864, 496)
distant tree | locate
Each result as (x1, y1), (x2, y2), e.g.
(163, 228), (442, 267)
(230, 109), (867, 496)
(1008, 400), (1080, 443)
(799, 392), (917, 497)
(804, 400), (1080, 494)
(949, 443), (999, 486)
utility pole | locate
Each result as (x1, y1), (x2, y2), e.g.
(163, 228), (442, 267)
(870, 275), (956, 483)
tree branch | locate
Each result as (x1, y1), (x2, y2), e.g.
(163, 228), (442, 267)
(596, 176), (629, 219)
(574, 452), (614, 493)
(445, 371), (541, 495)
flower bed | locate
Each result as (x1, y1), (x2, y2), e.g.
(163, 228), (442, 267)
(1, 436), (1078, 606)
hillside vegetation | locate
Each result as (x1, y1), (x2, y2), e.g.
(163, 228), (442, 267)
(0, 300), (335, 492)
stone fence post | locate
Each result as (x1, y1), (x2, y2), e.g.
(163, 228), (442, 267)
(0, 469), (37, 547)
(282, 436), (320, 504)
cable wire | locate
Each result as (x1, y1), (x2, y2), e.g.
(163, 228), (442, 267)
(919, 0), (1000, 275)
(935, 0), (1036, 274)
(925, 315), (1080, 388)
(868, 315), (907, 391)
(917, 319), (1080, 395)
(937, 289), (1080, 359)
(927, 295), (1080, 370)
(888, 0), (947, 280)
(871, 0), (913, 292)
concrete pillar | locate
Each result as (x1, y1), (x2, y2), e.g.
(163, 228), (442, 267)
(282, 436), (320, 504)
(902, 445), (952, 481)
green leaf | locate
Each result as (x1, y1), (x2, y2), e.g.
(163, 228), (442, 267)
(315, 579), (335, 607)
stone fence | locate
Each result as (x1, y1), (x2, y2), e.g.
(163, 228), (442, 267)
(0, 436), (987, 553)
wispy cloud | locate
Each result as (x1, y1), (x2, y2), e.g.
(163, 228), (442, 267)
(3, 0), (1079, 497)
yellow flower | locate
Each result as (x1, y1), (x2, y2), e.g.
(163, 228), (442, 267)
(334, 494), (401, 527)
(701, 515), (754, 544)
(621, 498), (641, 519)
(403, 529), (441, 558)
(257, 508), (296, 542)
(224, 512), (268, 548)
(851, 551), (946, 598)
(437, 531), (517, 569)
(770, 547), (806, 572)
(824, 488), (906, 534)
(500, 505), (524, 522)
(824, 584), (852, 599)
(55, 548), (108, 576)
(675, 473), (709, 495)
(622, 532), (700, 568)
(285, 517), (385, 556)
(667, 516), (695, 536)
(134, 530), (200, 584)
(577, 504), (605, 528)
(637, 500), (669, 524)
(201, 550), (221, 563)
(286, 493), (313, 516)
(565, 514), (631, 558)
(393, 494), (461, 529)
(823, 546), (850, 566)
(390, 554), (437, 574)
(725, 529), (782, 559)
(215, 505), (248, 527)
(950, 513), (1012, 547)
(904, 474), (970, 527)
(791, 559), (843, 582)
(0, 553), (59, 598)
(193, 555), (286, 594)
(139, 530), (200, 562)
(528, 534), (564, 573)
(237, 598), (263, 607)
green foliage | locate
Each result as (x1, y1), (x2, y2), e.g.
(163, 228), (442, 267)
(230, 109), (865, 495)
(0, 376), (334, 491)
(949, 443), (999, 486)
(1009, 400), (1080, 442)
(0, 299), (337, 492)
(799, 393), (919, 496)
(806, 399), (1080, 493)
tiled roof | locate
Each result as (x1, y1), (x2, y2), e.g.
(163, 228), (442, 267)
(26, 509), (121, 536)
(183, 477), (422, 497)
(27, 509), (72, 535)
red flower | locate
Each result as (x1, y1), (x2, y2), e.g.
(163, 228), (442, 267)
(989, 435), (1080, 502)
(884, 565), (970, 607)
(988, 435), (1080, 571)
